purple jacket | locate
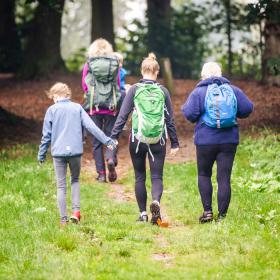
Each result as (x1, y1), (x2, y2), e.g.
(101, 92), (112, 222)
(181, 77), (253, 145)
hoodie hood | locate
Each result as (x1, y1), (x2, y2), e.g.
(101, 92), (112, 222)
(196, 76), (230, 88)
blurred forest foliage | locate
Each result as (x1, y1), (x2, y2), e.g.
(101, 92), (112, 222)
(0, 0), (279, 84)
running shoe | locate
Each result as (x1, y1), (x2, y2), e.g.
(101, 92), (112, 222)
(60, 217), (69, 228)
(107, 159), (117, 182)
(70, 211), (81, 224)
(136, 215), (148, 222)
(199, 211), (213, 224)
(96, 173), (106, 183)
(150, 201), (161, 226)
(217, 213), (226, 223)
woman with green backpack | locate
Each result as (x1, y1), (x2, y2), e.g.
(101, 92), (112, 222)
(111, 53), (179, 225)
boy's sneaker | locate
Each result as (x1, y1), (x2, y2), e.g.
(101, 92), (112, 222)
(199, 211), (213, 224)
(96, 173), (106, 183)
(217, 213), (226, 223)
(150, 201), (161, 226)
(107, 159), (117, 182)
(136, 214), (148, 222)
(60, 218), (69, 228)
(70, 211), (81, 224)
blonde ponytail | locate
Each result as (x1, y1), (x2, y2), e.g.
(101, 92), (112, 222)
(147, 52), (156, 60)
(141, 52), (160, 75)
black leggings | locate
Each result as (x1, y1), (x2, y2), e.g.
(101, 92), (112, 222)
(90, 114), (118, 173)
(129, 138), (166, 212)
(196, 144), (237, 215)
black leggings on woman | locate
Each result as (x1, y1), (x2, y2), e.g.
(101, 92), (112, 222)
(129, 138), (166, 212)
(196, 144), (237, 215)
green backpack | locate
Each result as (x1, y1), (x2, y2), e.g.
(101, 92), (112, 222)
(84, 56), (121, 114)
(132, 83), (166, 145)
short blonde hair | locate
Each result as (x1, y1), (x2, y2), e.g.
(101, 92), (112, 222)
(113, 52), (123, 64)
(141, 52), (160, 75)
(46, 82), (72, 99)
(87, 38), (113, 58)
(201, 62), (222, 80)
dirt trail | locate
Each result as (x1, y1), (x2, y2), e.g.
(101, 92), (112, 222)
(107, 183), (134, 202)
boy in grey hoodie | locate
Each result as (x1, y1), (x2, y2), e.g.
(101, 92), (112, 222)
(38, 83), (117, 226)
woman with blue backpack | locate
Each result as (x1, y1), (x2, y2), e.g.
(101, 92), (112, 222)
(111, 53), (179, 226)
(182, 62), (253, 223)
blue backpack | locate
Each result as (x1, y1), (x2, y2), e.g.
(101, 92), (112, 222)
(202, 79), (237, 128)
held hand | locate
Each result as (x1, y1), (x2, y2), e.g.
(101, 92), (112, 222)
(107, 140), (118, 151)
(170, 147), (179, 156)
(107, 145), (114, 151)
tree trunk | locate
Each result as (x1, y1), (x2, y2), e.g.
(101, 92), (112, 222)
(18, 0), (65, 79)
(91, 0), (115, 48)
(263, 20), (280, 86)
(160, 57), (174, 94)
(259, 21), (266, 81)
(0, 0), (21, 72)
(147, 0), (171, 57)
(224, 0), (233, 77)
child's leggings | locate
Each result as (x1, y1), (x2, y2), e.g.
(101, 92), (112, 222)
(196, 144), (237, 215)
(53, 156), (81, 222)
(129, 138), (166, 213)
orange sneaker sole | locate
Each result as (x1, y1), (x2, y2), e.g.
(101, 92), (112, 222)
(157, 218), (169, 228)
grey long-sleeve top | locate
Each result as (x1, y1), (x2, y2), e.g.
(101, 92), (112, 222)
(38, 99), (115, 161)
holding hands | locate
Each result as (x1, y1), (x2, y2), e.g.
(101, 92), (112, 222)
(107, 139), (118, 151)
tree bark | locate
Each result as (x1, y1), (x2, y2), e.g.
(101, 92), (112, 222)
(224, 0), (233, 77)
(18, 0), (65, 79)
(91, 0), (115, 48)
(259, 21), (266, 81)
(147, 0), (171, 57)
(0, 0), (21, 72)
(263, 20), (280, 86)
(160, 57), (174, 94)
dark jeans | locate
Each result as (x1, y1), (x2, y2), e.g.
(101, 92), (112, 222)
(196, 144), (237, 215)
(90, 114), (117, 174)
(129, 138), (166, 212)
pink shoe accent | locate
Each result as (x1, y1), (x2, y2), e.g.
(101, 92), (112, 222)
(70, 211), (81, 223)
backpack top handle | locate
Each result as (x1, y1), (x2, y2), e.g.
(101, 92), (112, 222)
(212, 77), (223, 86)
(89, 56), (119, 63)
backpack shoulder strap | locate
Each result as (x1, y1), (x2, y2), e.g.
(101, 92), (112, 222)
(134, 83), (148, 98)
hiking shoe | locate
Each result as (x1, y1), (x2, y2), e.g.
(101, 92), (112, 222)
(70, 211), (81, 224)
(150, 201), (161, 226)
(136, 215), (148, 222)
(96, 173), (106, 183)
(60, 219), (69, 228)
(199, 211), (213, 224)
(107, 159), (117, 182)
(217, 213), (226, 223)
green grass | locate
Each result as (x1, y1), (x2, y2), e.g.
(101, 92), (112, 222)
(0, 132), (279, 279)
